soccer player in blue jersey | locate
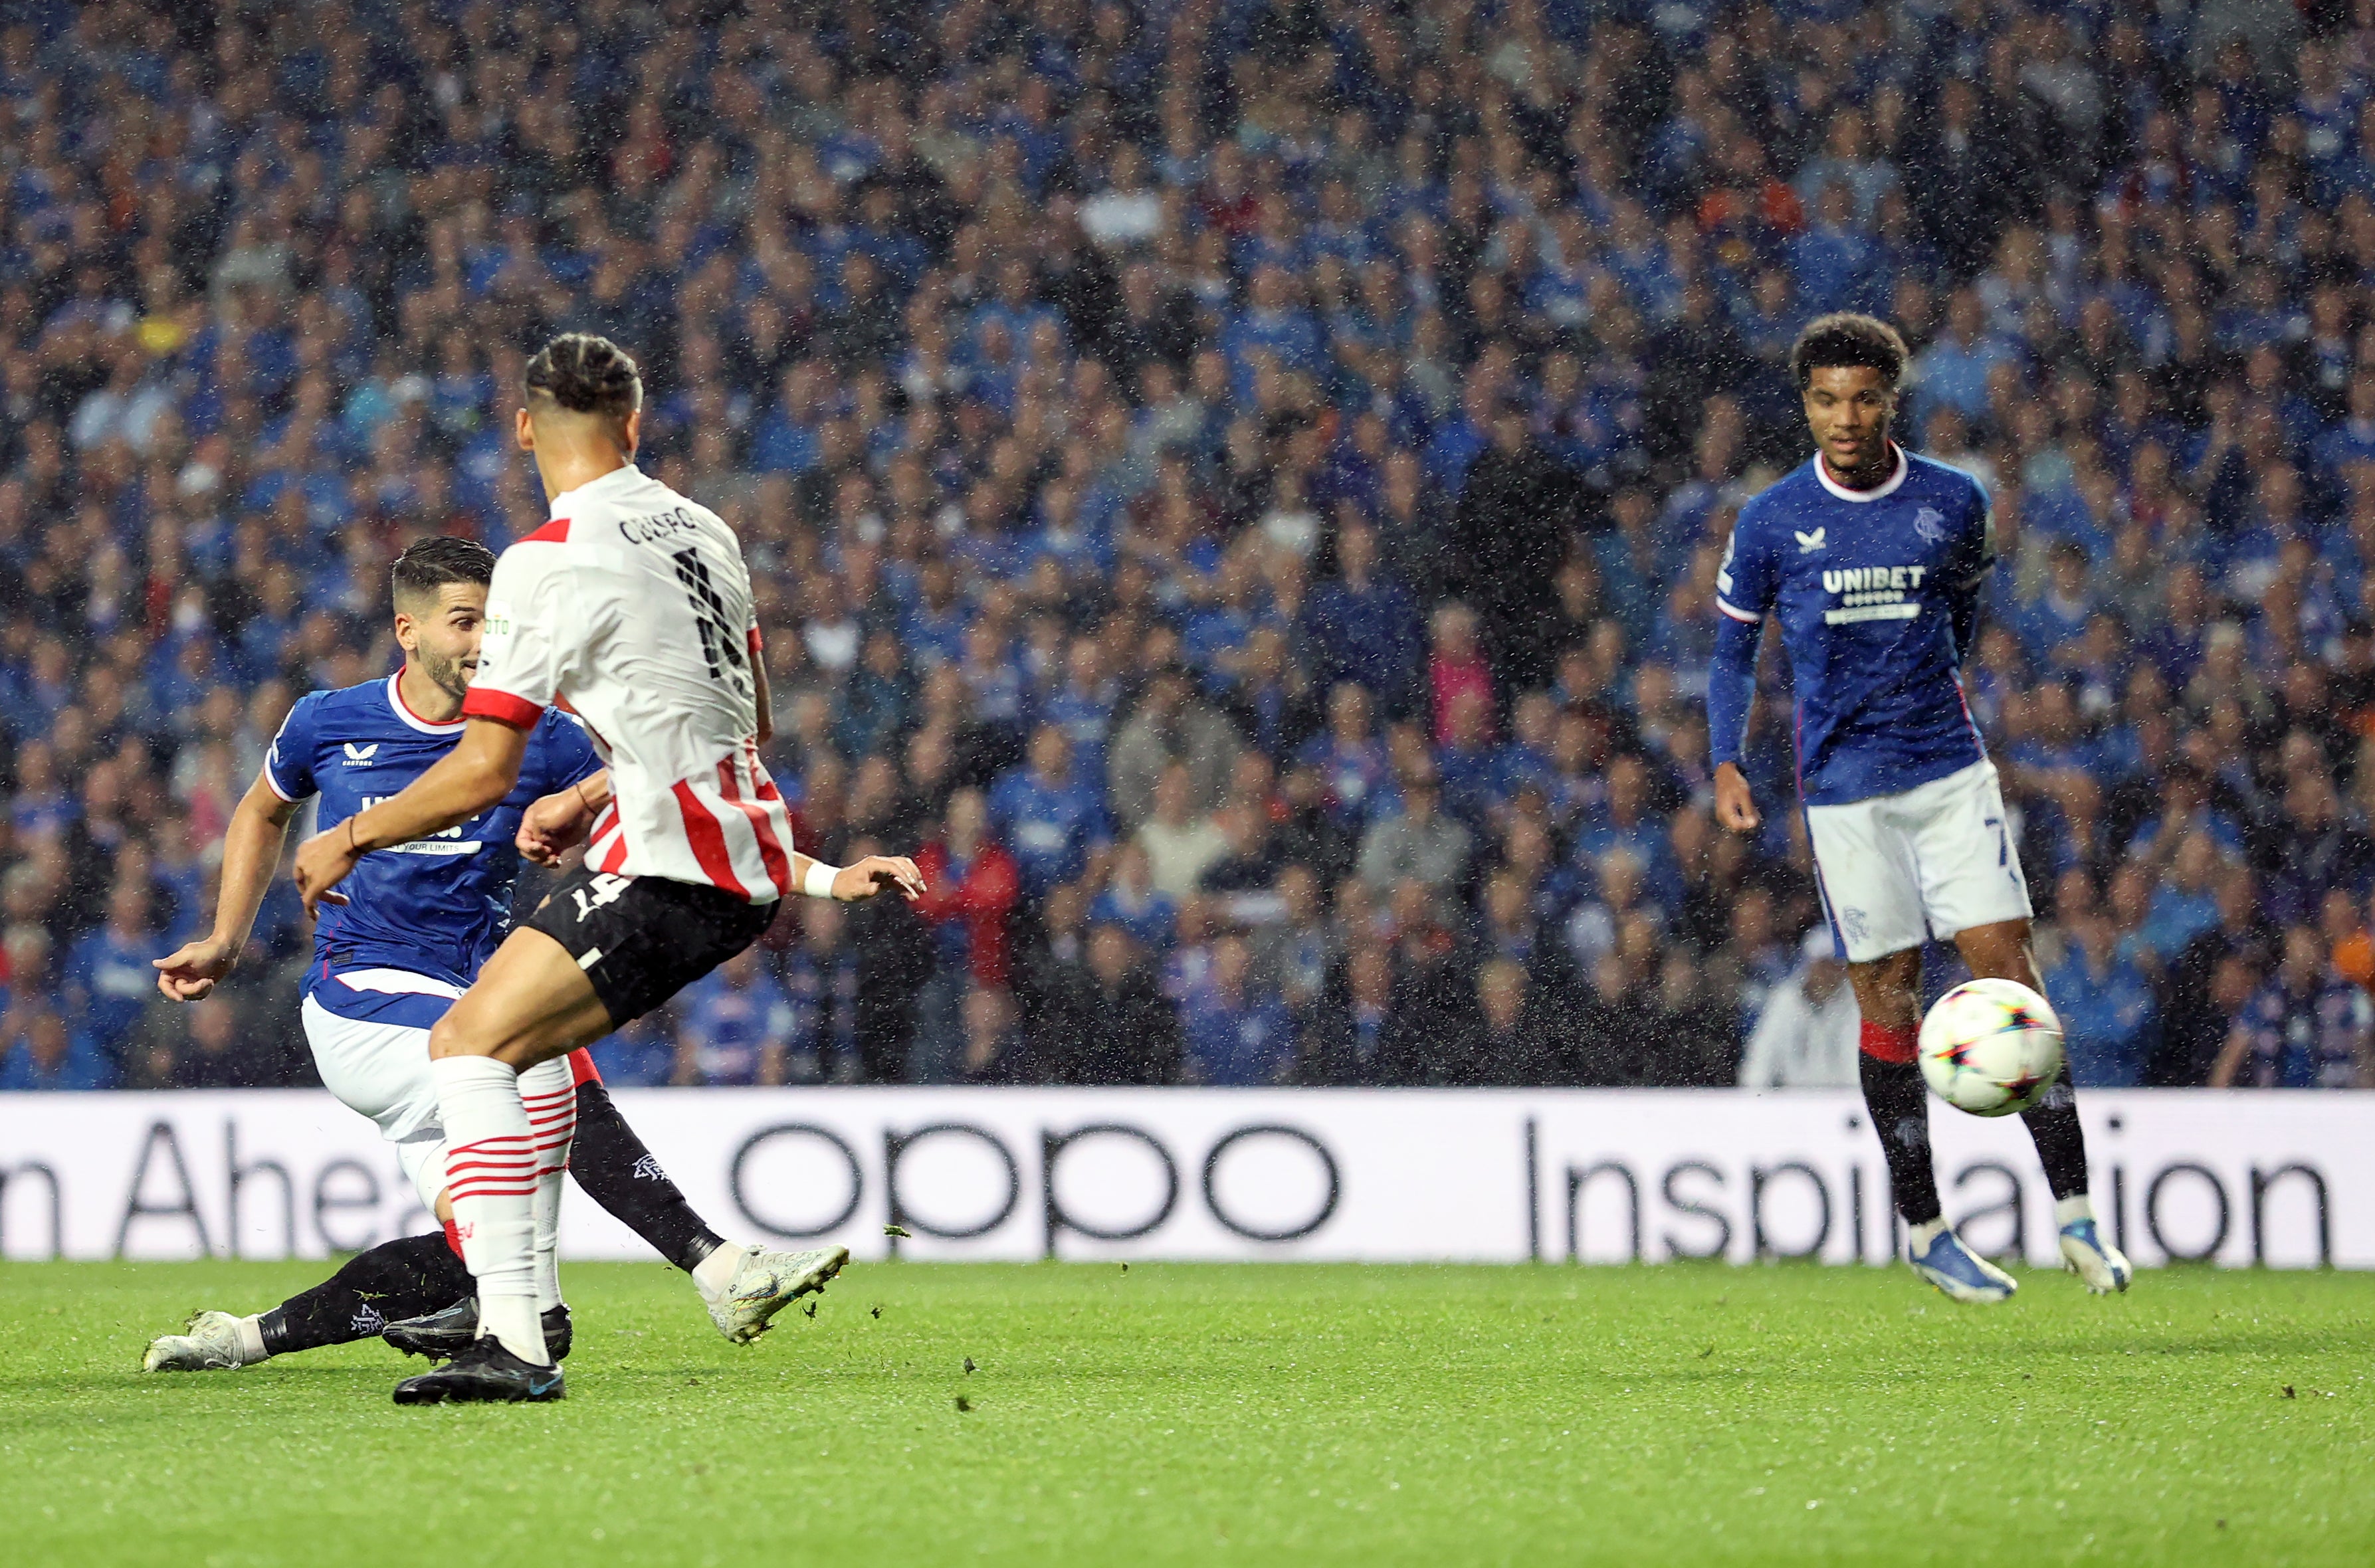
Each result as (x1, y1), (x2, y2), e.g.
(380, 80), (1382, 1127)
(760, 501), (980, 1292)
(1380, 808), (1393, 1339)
(1706, 314), (2132, 1302)
(142, 537), (843, 1376)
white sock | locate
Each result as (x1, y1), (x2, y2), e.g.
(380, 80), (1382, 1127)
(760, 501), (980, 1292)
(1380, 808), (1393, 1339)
(2054, 1195), (2095, 1228)
(692, 1242), (751, 1301)
(1908, 1217), (1949, 1250)
(235, 1315), (268, 1364)
(520, 1058), (577, 1314)
(433, 1055), (548, 1365)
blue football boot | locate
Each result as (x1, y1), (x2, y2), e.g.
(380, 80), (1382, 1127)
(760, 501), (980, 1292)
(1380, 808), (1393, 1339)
(1907, 1225), (2017, 1304)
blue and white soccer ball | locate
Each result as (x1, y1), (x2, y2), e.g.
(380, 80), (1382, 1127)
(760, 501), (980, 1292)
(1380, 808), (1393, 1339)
(1917, 978), (2065, 1118)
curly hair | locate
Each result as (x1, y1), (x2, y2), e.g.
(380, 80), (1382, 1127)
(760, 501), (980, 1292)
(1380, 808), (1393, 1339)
(1789, 312), (1909, 392)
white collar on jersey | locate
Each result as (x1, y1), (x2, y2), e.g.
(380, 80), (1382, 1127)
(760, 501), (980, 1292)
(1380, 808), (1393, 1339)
(386, 672), (465, 734)
(1813, 442), (1909, 502)
(549, 462), (645, 513)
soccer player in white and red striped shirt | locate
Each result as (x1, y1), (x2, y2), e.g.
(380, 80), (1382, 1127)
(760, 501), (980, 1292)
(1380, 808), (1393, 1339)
(294, 334), (924, 1403)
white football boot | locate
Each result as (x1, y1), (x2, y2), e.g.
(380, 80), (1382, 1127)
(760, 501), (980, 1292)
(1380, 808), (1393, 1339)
(1907, 1225), (2018, 1304)
(704, 1246), (850, 1343)
(2059, 1218), (2134, 1294)
(143, 1310), (257, 1373)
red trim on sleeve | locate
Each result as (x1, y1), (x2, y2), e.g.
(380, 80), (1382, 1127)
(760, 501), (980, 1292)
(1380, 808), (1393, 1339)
(262, 767), (301, 804)
(460, 687), (546, 729)
(567, 1048), (602, 1088)
(748, 625), (764, 656)
(522, 517), (571, 544)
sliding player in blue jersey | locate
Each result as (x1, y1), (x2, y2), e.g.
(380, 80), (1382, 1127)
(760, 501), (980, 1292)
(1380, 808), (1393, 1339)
(142, 537), (842, 1376)
(1706, 315), (2131, 1302)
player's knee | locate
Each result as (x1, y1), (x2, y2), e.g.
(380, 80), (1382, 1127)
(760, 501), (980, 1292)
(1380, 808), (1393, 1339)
(425, 1009), (498, 1062)
(1847, 953), (1922, 1040)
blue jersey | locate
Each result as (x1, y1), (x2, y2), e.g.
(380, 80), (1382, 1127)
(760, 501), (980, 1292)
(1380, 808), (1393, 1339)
(1716, 446), (1991, 807)
(266, 673), (600, 1018)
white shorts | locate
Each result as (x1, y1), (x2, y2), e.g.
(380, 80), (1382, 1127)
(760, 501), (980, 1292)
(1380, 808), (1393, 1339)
(1804, 759), (2033, 964)
(301, 972), (575, 1212)
(301, 990), (453, 1213)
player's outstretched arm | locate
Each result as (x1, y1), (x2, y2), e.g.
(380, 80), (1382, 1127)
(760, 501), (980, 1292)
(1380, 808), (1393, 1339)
(155, 773), (302, 1000)
(293, 717), (530, 916)
(517, 769), (611, 866)
(793, 850), (926, 902)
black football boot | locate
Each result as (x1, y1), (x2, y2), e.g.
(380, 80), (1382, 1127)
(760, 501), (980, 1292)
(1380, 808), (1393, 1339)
(391, 1335), (565, 1405)
(383, 1299), (572, 1363)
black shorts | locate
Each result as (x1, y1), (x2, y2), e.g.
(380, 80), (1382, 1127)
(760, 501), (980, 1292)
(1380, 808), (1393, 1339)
(525, 862), (777, 1027)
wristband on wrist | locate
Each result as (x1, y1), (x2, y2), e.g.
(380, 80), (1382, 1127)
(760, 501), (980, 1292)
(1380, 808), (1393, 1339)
(575, 778), (597, 812)
(345, 815), (361, 852)
(802, 859), (843, 899)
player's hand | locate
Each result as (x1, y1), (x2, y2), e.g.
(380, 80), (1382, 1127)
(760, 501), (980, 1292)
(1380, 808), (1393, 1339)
(1714, 761), (1761, 834)
(292, 825), (361, 917)
(832, 855), (926, 902)
(153, 935), (237, 1001)
(517, 787), (597, 866)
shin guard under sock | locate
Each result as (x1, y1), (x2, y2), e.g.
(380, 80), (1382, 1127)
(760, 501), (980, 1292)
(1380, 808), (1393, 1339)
(2019, 1082), (2092, 1201)
(1859, 1041), (1943, 1226)
(521, 1058), (577, 1313)
(433, 1054), (546, 1364)
(257, 1232), (473, 1355)
(567, 1077), (726, 1272)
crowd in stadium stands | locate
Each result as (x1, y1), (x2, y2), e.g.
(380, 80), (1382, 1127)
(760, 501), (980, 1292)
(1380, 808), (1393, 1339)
(2, 0), (2374, 1094)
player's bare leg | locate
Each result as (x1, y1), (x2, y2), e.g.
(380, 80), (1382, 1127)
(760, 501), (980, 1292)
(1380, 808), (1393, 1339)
(1847, 945), (2015, 1303)
(1954, 920), (2131, 1294)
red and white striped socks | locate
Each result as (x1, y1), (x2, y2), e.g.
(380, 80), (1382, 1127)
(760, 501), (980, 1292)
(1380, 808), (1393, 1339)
(433, 1055), (547, 1365)
(520, 1057), (577, 1318)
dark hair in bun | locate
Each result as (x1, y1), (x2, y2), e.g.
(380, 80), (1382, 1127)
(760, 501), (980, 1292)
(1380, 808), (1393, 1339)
(524, 332), (643, 419)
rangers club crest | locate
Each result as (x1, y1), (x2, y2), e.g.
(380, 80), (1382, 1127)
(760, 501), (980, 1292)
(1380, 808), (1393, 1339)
(1913, 507), (1948, 543)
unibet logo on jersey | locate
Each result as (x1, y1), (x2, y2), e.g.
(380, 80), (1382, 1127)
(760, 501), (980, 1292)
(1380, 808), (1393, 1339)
(1820, 564), (1929, 625)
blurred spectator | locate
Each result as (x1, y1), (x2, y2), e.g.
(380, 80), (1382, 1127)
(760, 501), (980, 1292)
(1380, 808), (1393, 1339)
(1108, 668), (1239, 831)
(673, 947), (798, 1088)
(60, 881), (167, 1069)
(1641, 953), (1737, 1086)
(0, 1007), (112, 1091)
(958, 985), (1024, 1085)
(990, 725), (1110, 900)
(1447, 959), (1578, 1087)
(1180, 933), (1294, 1086)
(587, 1013), (676, 1090)
(1738, 929), (1861, 1090)
(167, 997), (276, 1090)
(1135, 763), (1229, 900)
(2214, 926), (2375, 1089)
(1356, 767), (1470, 893)
(1088, 839), (1179, 955)
(782, 900), (861, 1084)
(2046, 911), (2161, 1088)
(910, 789), (1021, 1084)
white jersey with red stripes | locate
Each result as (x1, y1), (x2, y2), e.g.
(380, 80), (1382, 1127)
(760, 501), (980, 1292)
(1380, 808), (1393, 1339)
(461, 464), (794, 902)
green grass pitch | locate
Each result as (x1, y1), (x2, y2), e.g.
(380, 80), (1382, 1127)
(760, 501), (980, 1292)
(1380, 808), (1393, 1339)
(2, 1261), (2370, 1567)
